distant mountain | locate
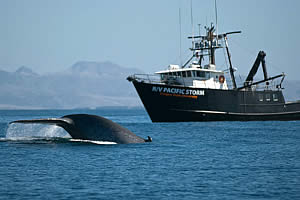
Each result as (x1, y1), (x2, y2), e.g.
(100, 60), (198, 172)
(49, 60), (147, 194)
(0, 63), (299, 109)
(282, 80), (300, 102)
(0, 62), (143, 109)
(15, 66), (38, 76)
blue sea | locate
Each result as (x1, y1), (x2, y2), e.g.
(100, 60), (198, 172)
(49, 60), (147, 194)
(0, 108), (299, 200)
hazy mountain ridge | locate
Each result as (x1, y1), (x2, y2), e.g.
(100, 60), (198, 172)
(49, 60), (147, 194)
(282, 80), (300, 102)
(0, 62), (299, 109)
(0, 62), (143, 109)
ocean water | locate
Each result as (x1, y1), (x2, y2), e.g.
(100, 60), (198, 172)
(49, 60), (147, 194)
(0, 108), (299, 200)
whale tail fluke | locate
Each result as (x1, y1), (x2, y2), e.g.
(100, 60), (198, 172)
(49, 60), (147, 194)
(10, 118), (71, 126)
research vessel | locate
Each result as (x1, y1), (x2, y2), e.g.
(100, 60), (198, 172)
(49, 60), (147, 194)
(127, 25), (300, 122)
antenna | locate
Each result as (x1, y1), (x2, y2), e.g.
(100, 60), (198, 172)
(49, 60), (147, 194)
(215, 0), (218, 45)
(179, 8), (182, 66)
(190, 0), (194, 45)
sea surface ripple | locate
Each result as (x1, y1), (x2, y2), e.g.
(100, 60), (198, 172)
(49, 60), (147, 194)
(0, 109), (299, 199)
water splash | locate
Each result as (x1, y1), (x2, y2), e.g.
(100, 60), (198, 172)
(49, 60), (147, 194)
(4, 124), (117, 145)
(5, 123), (70, 140)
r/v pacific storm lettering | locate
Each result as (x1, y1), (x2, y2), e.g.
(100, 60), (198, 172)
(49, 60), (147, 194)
(152, 86), (205, 96)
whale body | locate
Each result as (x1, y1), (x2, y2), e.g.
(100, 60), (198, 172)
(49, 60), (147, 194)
(10, 114), (151, 144)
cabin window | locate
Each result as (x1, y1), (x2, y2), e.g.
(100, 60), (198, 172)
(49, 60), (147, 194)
(172, 72), (176, 77)
(266, 94), (271, 101)
(187, 71), (192, 77)
(192, 71), (196, 77)
(258, 94), (264, 102)
(273, 93), (278, 101)
(176, 72), (181, 77)
(196, 71), (205, 78)
(182, 71), (187, 77)
(206, 72), (211, 78)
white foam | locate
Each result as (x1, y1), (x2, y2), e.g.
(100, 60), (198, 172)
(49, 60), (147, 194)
(5, 124), (117, 144)
(70, 139), (117, 145)
(5, 123), (70, 140)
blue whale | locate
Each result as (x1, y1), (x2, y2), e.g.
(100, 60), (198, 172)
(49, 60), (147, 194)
(10, 114), (152, 144)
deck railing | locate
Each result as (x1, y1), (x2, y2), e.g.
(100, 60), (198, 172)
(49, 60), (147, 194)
(128, 73), (283, 91)
(129, 74), (193, 87)
(129, 74), (162, 84)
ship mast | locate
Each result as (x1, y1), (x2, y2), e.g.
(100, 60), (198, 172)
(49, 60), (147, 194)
(187, 27), (241, 89)
(208, 26), (216, 65)
(224, 35), (237, 89)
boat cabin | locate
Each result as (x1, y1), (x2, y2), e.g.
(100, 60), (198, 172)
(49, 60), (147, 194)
(156, 62), (228, 90)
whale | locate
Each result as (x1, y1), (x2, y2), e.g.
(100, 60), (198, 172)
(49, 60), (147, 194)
(9, 114), (152, 144)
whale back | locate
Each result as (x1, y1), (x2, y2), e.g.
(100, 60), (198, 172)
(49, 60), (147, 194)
(10, 114), (148, 144)
(62, 114), (145, 144)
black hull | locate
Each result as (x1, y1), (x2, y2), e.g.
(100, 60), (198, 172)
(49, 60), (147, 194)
(132, 81), (300, 122)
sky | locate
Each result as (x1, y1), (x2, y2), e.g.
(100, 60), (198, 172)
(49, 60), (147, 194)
(0, 0), (300, 80)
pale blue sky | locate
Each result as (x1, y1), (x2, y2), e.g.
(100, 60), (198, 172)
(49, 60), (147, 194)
(1, 0), (300, 80)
